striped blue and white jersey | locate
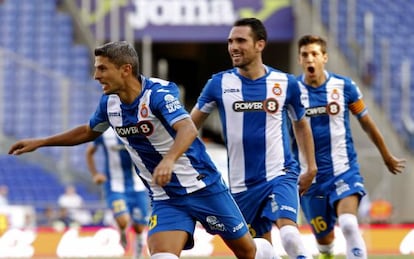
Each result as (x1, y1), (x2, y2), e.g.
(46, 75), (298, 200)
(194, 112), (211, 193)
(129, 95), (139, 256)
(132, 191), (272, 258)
(89, 76), (223, 201)
(294, 71), (367, 182)
(195, 66), (305, 193)
(92, 128), (146, 194)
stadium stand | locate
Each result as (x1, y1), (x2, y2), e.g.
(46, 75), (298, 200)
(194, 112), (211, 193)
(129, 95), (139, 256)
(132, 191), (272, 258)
(0, 0), (101, 213)
(0, 156), (97, 204)
(311, 0), (414, 151)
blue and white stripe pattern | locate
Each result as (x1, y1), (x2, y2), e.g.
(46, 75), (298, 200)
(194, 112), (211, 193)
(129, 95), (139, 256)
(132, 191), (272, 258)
(195, 66), (304, 193)
(294, 71), (366, 182)
(90, 76), (222, 200)
(93, 128), (146, 193)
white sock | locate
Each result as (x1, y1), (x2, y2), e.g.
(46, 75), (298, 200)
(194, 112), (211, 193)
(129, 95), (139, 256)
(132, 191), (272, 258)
(318, 243), (334, 255)
(151, 252), (179, 259)
(135, 234), (143, 258)
(254, 238), (281, 259)
(279, 225), (312, 258)
(338, 213), (367, 259)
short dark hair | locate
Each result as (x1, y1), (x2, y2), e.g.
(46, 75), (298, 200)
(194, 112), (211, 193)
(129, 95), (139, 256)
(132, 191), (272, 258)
(298, 35), (327, 54)
(233, 17), (267, 42)
(94, 41), (139, 77)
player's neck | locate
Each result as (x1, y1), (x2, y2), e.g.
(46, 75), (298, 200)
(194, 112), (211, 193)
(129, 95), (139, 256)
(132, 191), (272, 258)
(237, 63), (266, 80)
(118, 78), (143, 104)
(305, 72), (327, 88)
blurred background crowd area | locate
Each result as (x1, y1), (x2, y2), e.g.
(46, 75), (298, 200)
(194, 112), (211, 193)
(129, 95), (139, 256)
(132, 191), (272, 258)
(0, 0), (414, 228)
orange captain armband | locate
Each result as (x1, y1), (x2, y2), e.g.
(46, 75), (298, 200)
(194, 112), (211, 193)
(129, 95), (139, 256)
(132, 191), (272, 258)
(349, 99), (366, 116)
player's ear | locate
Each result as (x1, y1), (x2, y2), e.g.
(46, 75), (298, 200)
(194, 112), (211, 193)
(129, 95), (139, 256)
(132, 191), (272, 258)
(121, 64), (133, 76)
(324, 53), (328, 64)
(256, 39), (266, 52)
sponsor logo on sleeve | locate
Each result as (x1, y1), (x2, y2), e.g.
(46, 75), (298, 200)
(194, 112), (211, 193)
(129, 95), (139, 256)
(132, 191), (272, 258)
(164, 94), (182, 113)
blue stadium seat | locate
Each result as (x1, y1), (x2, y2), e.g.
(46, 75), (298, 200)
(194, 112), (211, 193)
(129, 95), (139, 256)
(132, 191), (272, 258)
(0, 155), (100, 208)
(0, 0), (103, 206)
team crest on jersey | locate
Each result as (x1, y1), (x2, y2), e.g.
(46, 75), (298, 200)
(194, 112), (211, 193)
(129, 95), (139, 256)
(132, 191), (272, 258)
(272, 84), (282, 95)
(140, 103), (149, 118)
(331, 88), (340, 100)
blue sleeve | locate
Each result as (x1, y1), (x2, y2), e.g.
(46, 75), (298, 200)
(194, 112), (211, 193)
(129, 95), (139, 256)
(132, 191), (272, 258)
(195, 77), (220, 113)
(89, 95), (110, 132)
(346, 78), (368, 118)
(150, 82), (190, 126)
(286, 74), (306, 121)
(346, 79), (363, 104)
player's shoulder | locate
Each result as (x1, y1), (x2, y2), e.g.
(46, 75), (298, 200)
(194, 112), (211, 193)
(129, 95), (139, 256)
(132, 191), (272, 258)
(328, 72), (355, 86)
(99, 94), (117, 107)
(266, 65), (286, 73)
(202, 68), (238, 88)
(145, 76), (177, 89)
(144, 77), (182, 99)
(266, 65), (297, 81)
(211, 68), (237, 79)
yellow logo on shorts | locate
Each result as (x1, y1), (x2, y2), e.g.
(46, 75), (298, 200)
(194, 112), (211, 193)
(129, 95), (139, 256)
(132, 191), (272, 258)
(248, 224), (257, 237)
(112, 199), (127, 214)
(148, 215), (158, 230)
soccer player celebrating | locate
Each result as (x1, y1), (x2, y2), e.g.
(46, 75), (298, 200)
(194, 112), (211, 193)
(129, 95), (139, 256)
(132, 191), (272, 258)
(293, 34), (406, 259)
(191, 18), (316, 258)
(9, 41), (277, 259)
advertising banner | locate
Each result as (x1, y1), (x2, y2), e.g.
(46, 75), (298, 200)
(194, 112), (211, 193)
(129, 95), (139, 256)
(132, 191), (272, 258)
(77, 0), (294, 42)
(0, 225), (414, 258)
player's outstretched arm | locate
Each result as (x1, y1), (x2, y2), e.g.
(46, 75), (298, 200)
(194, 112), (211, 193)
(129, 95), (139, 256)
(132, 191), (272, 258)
(358, 114), (406, 174)
(8, 124), (102, 155)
